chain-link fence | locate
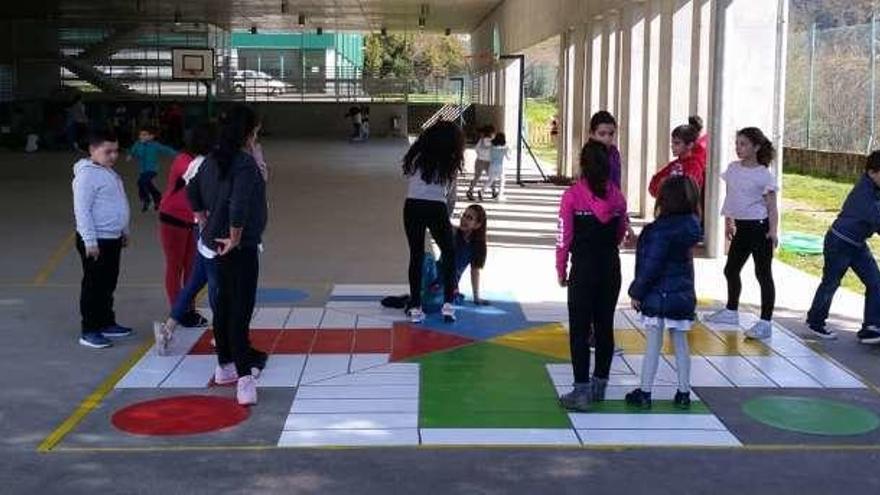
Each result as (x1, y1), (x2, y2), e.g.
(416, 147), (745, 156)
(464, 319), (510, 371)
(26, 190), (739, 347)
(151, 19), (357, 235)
(786, 19), (879, 153)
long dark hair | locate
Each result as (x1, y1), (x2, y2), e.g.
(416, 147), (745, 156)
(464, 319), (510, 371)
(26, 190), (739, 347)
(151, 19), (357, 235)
(215, 104), (260, 178)
(579, 140), (610, 198)
(185, 123), (217, 157)
(402, 120), (464, 185)
(462, 204), (488, 269)
(737, 127), (775, 166)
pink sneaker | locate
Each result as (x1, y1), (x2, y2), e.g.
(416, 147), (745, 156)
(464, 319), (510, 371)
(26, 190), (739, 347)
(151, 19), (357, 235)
(214, 363), (238, 385)
(236, 375), (257, 406)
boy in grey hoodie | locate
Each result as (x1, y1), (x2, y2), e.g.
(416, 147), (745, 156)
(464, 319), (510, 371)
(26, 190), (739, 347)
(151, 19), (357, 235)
(73, 130), (133, 348)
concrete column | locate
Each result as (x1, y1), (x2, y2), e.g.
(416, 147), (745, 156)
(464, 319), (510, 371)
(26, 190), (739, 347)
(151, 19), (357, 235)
(656, 0), (675, 167)
(606, 11), (621, 117)
(706, 0), (788, 257)
(621, 2), (647, 212)
(670, 0), (695, 129)
(583, 18), (594, 128)
(590, 18), (603, 117)
(641, 0), (662, 217)
(690, 0), (713, 118)
(570, 24), (588, 175)
(599, 17), (610, 110)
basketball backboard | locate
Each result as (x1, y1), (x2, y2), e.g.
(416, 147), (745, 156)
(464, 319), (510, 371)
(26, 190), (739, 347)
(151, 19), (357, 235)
(172, 48), (215, 80)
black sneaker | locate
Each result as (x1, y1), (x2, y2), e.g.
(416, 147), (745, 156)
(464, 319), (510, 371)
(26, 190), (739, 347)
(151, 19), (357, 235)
(559, 384), (592, 412)
(101, 324), (134, 338)
(673, 390), (691, 409)
(180, 311), (209, 328)
(625, 388), (652, 409)
(807, 322), (838, 340)
(857, 326), (880, 344)
(477, 190), (483, 202)
(466, 190), (474, 201)
(79, 332), (112, 349)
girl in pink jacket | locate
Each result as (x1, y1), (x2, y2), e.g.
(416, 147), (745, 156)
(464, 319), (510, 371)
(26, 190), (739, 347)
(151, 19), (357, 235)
(556, 140), (630, 412)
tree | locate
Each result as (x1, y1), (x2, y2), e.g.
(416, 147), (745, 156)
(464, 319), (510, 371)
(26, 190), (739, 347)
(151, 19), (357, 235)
(363, 33), (413, 79)
(363, 33), (468, 83)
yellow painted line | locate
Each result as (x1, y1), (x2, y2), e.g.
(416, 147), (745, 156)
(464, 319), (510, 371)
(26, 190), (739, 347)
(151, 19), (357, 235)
(37, 340), (152, 453)
(32, 232), (76, 286)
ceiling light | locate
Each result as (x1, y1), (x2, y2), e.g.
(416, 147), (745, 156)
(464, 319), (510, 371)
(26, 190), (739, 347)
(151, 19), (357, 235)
(250, 25), (258, 34)
(317, 27), (323, 35)
(381, 27), (387, 36)
(445, 28), (451, 36)
(297, 13), (305, 26)
(418, 17), (426, 29)
(281, 0), (289, 14)
(173, 7), (181, 23)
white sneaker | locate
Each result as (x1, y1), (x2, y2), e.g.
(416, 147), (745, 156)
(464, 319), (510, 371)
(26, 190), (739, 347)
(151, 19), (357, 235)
(442, 303), (456, 323)
(704, 308), (740, 325)
(745, 320), (773, 340)
(236, 375), (257, 406)
(214, 363), (238, 385)
(407, 307), (425, 323)
(153, 321), (170, 355)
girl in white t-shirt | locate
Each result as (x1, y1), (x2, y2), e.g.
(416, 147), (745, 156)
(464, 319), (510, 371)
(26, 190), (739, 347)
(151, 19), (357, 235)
(705, 127), (779, 340)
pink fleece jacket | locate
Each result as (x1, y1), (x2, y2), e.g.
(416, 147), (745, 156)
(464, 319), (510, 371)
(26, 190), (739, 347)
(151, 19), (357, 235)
(556, 179), (629, 281)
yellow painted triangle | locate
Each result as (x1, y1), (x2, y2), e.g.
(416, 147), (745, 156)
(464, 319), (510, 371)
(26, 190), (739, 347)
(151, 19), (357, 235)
(490, 323), (571, 361)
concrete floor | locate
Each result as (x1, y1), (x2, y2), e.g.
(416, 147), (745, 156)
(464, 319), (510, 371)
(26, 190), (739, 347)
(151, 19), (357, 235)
(2, 138), (880, 493)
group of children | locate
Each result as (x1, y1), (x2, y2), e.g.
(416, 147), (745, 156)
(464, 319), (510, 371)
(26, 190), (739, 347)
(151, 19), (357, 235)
(467, 125), (510, 202)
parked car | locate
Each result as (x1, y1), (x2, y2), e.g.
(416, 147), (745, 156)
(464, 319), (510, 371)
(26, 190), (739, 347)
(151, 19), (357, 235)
(229, 70), (289, 95)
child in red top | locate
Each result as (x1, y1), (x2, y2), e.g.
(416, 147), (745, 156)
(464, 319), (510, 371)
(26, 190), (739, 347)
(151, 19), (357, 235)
(158, 126), (214, 325)
(649, 125), (704, 198)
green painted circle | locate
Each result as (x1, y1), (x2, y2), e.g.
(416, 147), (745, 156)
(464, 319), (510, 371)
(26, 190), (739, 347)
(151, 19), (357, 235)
(742, 396), (880, 436)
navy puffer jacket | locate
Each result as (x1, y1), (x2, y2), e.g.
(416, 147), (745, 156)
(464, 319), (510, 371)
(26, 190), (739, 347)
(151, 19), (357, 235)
(628, 214), (702, 320)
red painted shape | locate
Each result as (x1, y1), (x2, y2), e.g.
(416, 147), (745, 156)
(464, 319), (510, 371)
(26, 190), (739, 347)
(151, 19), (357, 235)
(273, 329), (316, 353)
(353, 329), (392, 353)
(112, 395), (249, 436)
(390, 323), (474, 362)
(312, 329), (354, 353)
(189, 329), (215, 354)
(189, 329), (280, 355)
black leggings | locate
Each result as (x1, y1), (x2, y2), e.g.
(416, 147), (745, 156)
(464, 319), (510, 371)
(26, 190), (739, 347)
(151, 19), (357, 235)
(403, 198), (455, 308)
(568, 255), (621, 382)
(724, 219), (775, 321)
(215, 246), (259, 377)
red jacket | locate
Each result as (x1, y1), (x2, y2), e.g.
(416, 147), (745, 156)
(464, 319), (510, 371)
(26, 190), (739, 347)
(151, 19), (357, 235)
(648, 152), (705, 198)
(159, 152), (196, 224)
(693, 134), (708, 170)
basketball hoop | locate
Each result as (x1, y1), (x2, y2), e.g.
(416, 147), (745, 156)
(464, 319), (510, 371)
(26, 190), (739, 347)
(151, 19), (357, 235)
(464, 51), (496, 75)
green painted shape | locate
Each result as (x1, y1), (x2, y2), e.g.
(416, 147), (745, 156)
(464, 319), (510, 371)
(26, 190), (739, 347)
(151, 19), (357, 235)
(412, 342), (571, 428)
(590, 400), (711, 415)
(743, 396), (880, 436)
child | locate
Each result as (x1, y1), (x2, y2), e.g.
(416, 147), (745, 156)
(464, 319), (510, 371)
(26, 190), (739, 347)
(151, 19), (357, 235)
(588, 111), (622, 188)
(705, 127), (778, 340)
(557, 140), (629, 411)
(157, 125), (215, 333)
(648, 125), (705, 198)
(467, 125), (494, 201)
(625, 176), (703, 409)
(72, 130), (133, 348)
(383, 204), (489, 311)
(806, 152), (880, 342)
(689, 115), (709, 170)
(402, 121), (464, 323)
(128, 126), (177, 212)
(485, 133), (510, 200)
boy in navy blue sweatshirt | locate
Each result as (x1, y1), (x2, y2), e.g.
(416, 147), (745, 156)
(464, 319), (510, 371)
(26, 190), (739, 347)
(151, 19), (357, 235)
(807, 152), (880, 343)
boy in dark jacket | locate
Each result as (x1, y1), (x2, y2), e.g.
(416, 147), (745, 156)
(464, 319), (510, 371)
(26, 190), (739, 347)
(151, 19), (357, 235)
(806, 152), (880, 343)
(626, 176), (703, 409)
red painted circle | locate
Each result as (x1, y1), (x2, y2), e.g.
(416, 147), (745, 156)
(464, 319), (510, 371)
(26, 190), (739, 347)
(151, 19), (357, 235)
(112, 395), (250, 436)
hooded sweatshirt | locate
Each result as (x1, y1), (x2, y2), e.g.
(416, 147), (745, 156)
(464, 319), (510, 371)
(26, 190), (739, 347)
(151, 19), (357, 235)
(648, 152), (705, 198)
(556, 179), (629, 281)
(72, 159), (131, 248)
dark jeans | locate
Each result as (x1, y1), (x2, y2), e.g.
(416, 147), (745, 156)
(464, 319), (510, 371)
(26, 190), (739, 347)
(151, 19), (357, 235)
(215, 246), (259, 377)
(724, 219), (775, 321)
(568, 254), (621, 382)
(808, 231), (880, 328)
(403, 198), (455, 308)
(75, 234), (122, 333)
(137, 171), (162, 206)
(170, 249), (217, 322)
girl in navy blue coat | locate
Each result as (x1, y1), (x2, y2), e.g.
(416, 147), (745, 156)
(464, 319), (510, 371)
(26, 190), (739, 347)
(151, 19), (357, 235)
(626, 176), (703, 409)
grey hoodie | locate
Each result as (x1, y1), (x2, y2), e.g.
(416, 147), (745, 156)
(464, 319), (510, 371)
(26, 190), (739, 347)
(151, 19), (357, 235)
(72, 159), (130, 247)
